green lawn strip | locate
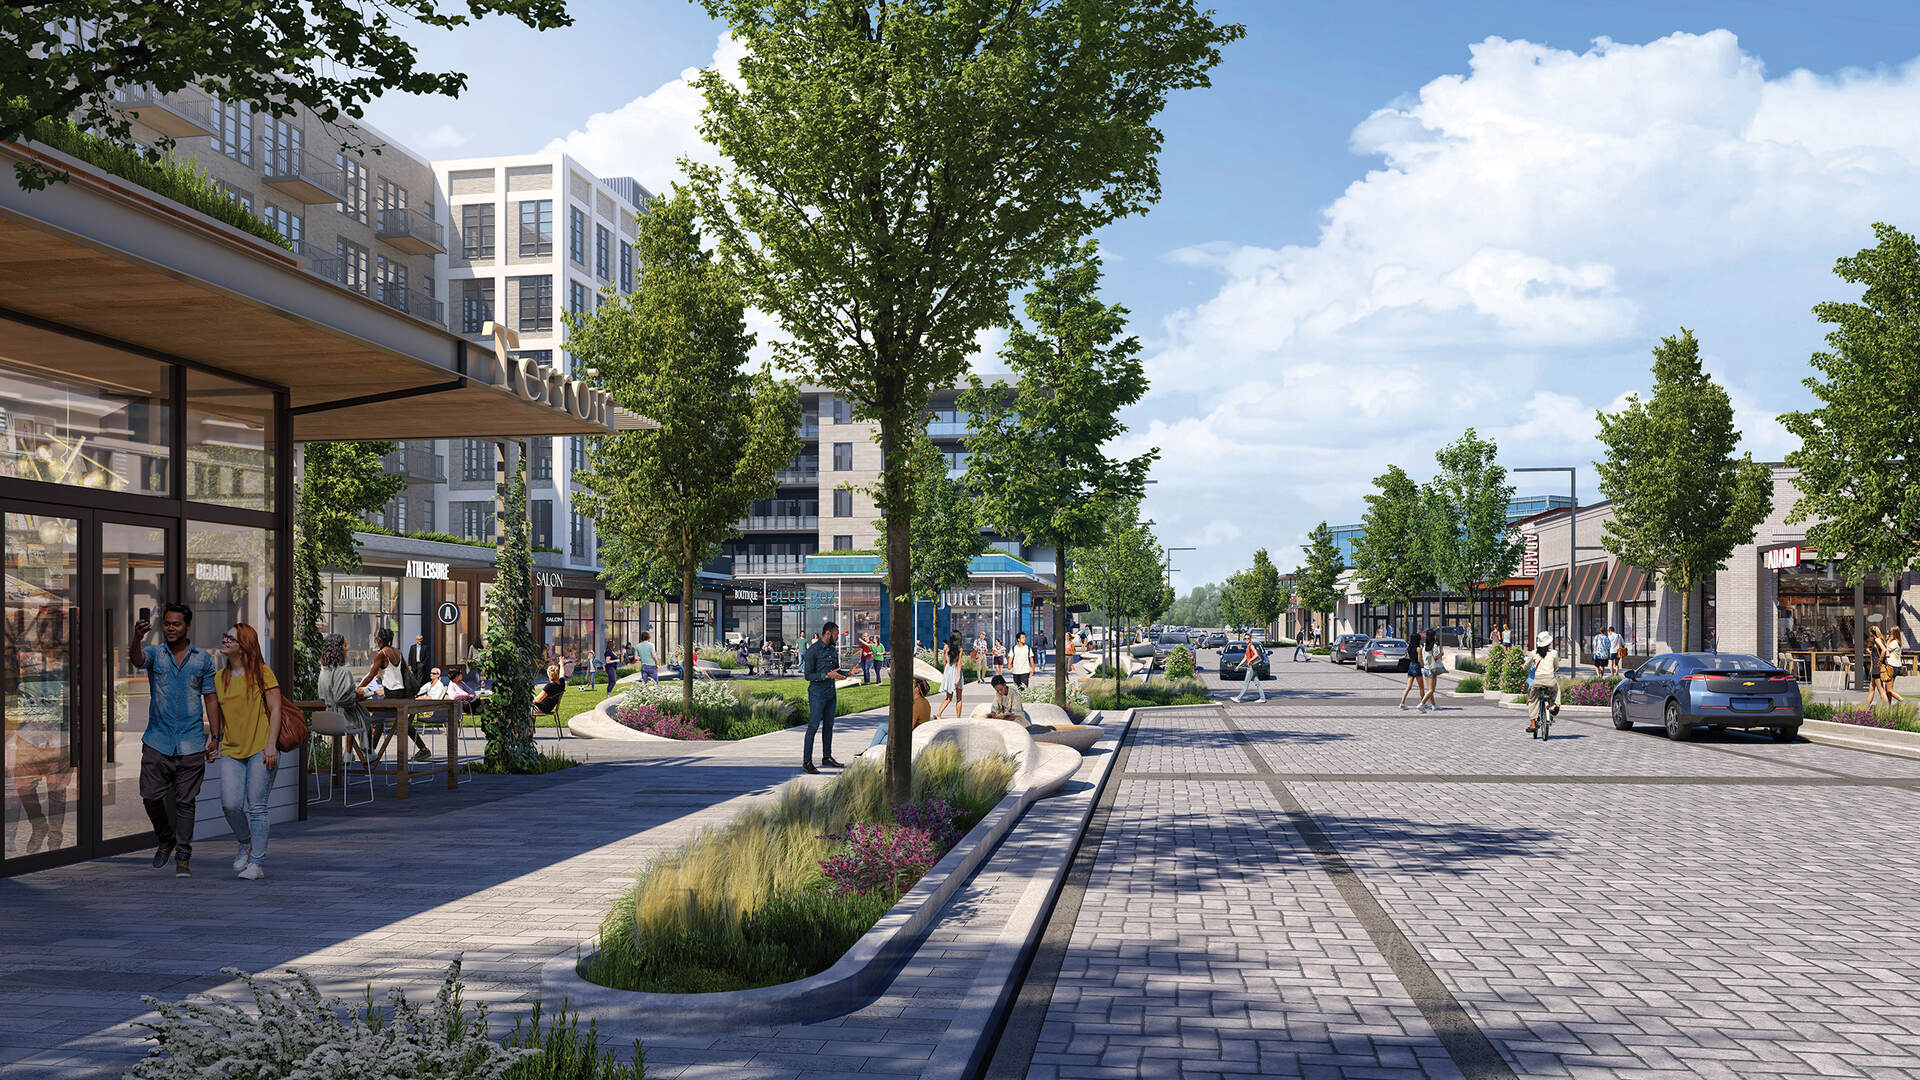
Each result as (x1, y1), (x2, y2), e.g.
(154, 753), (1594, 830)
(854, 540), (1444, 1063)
(747, 677), (895, 717)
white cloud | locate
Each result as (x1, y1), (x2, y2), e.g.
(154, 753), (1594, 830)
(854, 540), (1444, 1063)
(1142, 30), (1920, 587)
(543, 32), (744, 193)
(418, 124), (469, 152)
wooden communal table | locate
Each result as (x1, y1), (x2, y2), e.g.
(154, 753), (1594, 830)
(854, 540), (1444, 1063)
(358, 698), (461, 799)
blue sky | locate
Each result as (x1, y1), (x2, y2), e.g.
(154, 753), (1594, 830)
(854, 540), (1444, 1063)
(367, 1), (1920, 588)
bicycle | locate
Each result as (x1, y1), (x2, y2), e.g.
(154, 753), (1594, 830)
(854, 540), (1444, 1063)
(1528, 685), (1559, 739)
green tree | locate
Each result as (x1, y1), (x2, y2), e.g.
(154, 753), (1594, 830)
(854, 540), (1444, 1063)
(1595, 328), (1773, 650)
(1295, 522), (1346, 642)
(1422, 429), (1522, 657)
(876, 431), (989, 602)
(1068, 500), (1164, 697)
(1352, 465), (1435, 629)
(1236, 549), (1284, 640)
(687, 0), (1240, 801)
(1164, 583), (1224, 628)
(567, 189), (801, 717)
(962, 242), (1157, 708)
(478, 446), (539, 772)
(291, 442), (405, 699)
(1781, 223), (1920, 583)
(4, 0), (570, 187)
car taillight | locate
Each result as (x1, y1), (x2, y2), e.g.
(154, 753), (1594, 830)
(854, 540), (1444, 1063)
(1683, 673), (1711, 681)
(1767, 673), (1793, 680)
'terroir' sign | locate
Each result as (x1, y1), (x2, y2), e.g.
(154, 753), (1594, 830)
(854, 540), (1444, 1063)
(1763, 546), (1803, 570)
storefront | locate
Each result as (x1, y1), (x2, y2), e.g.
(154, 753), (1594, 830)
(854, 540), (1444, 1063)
(1769, 546), (1902, 679)
(734, 552), (1045, 655)
(1, 143), (637, 875)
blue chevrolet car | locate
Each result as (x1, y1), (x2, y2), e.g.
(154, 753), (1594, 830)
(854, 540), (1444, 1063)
(1610, 652), (1803, 741)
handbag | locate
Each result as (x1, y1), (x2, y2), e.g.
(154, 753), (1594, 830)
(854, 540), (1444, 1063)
(273, 689), (308, 752)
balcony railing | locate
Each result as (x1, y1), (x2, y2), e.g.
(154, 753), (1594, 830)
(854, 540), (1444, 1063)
(375, 206), (447, 255)
(382, 445), (447, 483)
(735, 556), (808, 575)
(774, 467), (819, 485)
(109, 85), (216, 139)
(295, 240), (344, 285)
(735, 515), (819, 532)
(377, 282), (446, 326)
(927, 420), (973, 438)
(262, 145), (347, 204)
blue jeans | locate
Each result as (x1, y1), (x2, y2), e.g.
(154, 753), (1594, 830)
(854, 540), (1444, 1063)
(640, 665), (658, 683)
(218, 751), (275, 865)
(1235, 666), (1266, 702)
(1293, 641), (1307, 662)
(804, 682), (836, 763)
(604, 667), (619, 696)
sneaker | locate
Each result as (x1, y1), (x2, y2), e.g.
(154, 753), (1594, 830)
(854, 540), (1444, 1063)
(175, 858), (191, 878)
(152, 843), (175, 869)
(1399, 703), (1408, 711)
(237, 862), (265, 881)
(233, 844), (251, 871)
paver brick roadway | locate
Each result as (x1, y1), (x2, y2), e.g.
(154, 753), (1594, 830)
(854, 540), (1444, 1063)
(1024, 655), (1920, 1079)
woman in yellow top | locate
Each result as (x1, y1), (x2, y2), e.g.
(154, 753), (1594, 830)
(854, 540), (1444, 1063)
(213, 622), (281, 881)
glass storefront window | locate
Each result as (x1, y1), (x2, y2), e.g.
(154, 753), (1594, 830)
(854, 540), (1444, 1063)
(324, 571), (399, 671)
(1776, 561), (1897, 671)
(187, 521), (277, 673)
(556, 594), (594, 659)
(4, 512), (79, 859)
(1620, 599), (1655, 656)
(0, 323), (171, 497)
(186, 369), (275, 512)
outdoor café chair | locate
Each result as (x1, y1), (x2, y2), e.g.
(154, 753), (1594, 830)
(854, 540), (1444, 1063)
(308, 709), (373, 808)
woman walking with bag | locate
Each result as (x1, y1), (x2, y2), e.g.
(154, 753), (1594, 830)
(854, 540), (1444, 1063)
(1421, 632), (1445, 712)
(213, 623), (281, 881)
(934, 634), (966, 719)
(1399, 630), (1426, 711)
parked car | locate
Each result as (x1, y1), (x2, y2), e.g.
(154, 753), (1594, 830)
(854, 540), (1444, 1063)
(1329, 634), (1370, 664)
(1152, 632), (1192, 668)
(1356, 638), (1410, 673)
(1219, 642), (1272, 682)
(1611, 652), (1803, 741)
(1189, 629), (1209, 647)
(1249, 628), (1267, 644)
(1198, 631), (1227, 650)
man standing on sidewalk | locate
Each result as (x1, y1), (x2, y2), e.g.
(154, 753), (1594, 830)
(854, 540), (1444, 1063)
(801, 621), (848, 774)
(130, 603), (221, 878)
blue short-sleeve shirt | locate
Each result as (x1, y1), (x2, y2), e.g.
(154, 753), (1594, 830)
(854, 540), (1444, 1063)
(139, 642), (219, 756)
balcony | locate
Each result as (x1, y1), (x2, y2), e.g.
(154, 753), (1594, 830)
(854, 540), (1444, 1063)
(375, 206), (446, 255)
(262, 145), (347, 204)
(735, 515), (819, 532)
(927, 420), (974, 438)
(735, 556), (808, 575)
(294, 240), (344, 284)
(382, 445), (447, 484)
(774, 466), (819, 485)
(377, 282), (445, 326)
(109, 85), (215, 139)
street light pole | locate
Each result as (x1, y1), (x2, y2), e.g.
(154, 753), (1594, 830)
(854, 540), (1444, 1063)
(1516, 467), (1577, 672)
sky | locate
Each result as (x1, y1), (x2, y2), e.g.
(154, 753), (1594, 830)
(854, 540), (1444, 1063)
(364, 0), (1920, 591)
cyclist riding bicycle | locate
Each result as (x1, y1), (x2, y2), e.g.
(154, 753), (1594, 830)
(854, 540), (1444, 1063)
(1525, 630), (1561, 738)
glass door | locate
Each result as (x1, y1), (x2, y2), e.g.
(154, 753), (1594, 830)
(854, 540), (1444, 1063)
(3, 511), (81, 862)
(100, 520), (170, 848)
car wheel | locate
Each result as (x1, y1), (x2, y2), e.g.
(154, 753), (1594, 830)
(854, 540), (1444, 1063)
(1773, 725), (1800, 742)
(1611, 694), (1632, 731)
(1664, 700), (1691, 741)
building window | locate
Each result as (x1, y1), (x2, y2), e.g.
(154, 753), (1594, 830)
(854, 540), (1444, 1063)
(570, 437), (586, 473)
(423, 272), (434, 298)
(337, 238), (369, 294)
(210, 94), (251, 165)
(261, 115), (300, 174)
(833, 535), (854, 551)
(263, 203), (301, 246)
(595, 225), (610, 278)
(619, 241), (633, 291)
(213, 180), (253, 214)
(570, 511), (587, 557)
(377, 177), (407, 213)
(518, 199), (553, 257)
(457, 501), (496, 542)
(569, 206), (586, 264)
(376, 256), (408, 306)
(832, 442), (853, 471)
(531, 500), (554, 551)
(514, 276), (553, 333)
(532, 437), (553, 481)
(338, 156), (368, 223)
(832, 488), (853, 517)
(461, 438), (491, 482)
(462, 203), (495, 259)
(567, 279), (588, 320)
(420, 499), (435, 533)
(460, 279), (494, 334)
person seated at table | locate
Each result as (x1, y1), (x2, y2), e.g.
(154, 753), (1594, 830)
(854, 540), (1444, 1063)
(316, 634), (375, 763)
(986, 675), (1024, 722)
(533, 663), (567, 716)
(869, 678), (934, 748)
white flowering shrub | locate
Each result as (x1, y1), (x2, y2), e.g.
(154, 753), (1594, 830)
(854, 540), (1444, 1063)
(616, 679), (739, 713)
(129, 960), (527, 1080)
(1020, 679), (1090, 712)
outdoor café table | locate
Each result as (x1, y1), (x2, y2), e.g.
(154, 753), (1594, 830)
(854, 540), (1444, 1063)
(294, 697), (461, 799)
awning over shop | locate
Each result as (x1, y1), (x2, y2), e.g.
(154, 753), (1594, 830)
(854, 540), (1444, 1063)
(1, 143), (647, 442)
(1602, 563), (1651, 602)
(1530, 567), (1568, 607)
(1568, 561), (1608, 605)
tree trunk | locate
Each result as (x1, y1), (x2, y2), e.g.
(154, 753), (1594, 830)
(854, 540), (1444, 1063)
(681, 560), (697, 718)
(1054, 540), (1069, 708)
(1678, 577), (1692, 654)
(880, 411), (914, 805)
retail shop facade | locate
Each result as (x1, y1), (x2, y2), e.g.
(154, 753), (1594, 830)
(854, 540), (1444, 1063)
(729, 552), (1050, 653)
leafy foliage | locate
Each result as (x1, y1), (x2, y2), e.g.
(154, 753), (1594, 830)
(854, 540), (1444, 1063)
(1353, 465), (1436, 615)
(1501, 647), (1529, 693)
(1422, 428), (1522, 654)
(1457, 675), (1485, 694)
(478, 449), (540, 773)
(500, 1001), (646, 1080)
(1781, 223), (1920, 582)
(1162, 582), (1225, 628)
(1594, 328), (1773, 649)
(1295, 522), (1346, 630)
(567, 189), (801, 718)
(1222, 549), (1283, 637)
(817, 821), (943, 898)
(5, 0), (570, 187)
(1067, 499), (1166, 696)
(293, 441), (405, 699)
(1486, 642), (1508, 689)
(1165, 645), (1196, 681)
(874, 431), (989, 599)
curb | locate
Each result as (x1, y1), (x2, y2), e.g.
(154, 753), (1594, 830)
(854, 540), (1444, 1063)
(1492, 697), (1610, 714)
(539, 729), (1086, 1033)
(1798, 717), (1920, 761)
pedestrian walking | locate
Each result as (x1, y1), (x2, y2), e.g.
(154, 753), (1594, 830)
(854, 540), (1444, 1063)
(406, 634), (430, 696)
(992, 637), (1006, 676)
(130, 603), (220, 879)
(1399, 630), (1426, 711)
(635, 631), (659, 683)
(1010, 631), (1034, 689)
(1867, 627), (1891, 705)
(1233, 637), (1266, 703)
(1886, 632), (1907, 704)
(858, 632), (876, 684)
(213, 622), (281, 881)
(603, 644), (621, 697)
(1035, 630), (1050, 672)
(800, 621), (848, 774)
(934, 633), (965, 719)
(1421, 632), (1444, 711)
(1292, 633), (1308, 662)
(1501, 624), (1513, 647)
(359, 627), (432, 761)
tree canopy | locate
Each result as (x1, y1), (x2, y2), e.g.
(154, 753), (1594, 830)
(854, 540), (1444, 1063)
(1352, 465), (1436, 615)
(1595, 328), (1773, 650)
(1422, 428), (1522, 652)
(875, 431), (989, 600)
(1295, 522), (1347, 631)
(1781, 222), (1920, 583)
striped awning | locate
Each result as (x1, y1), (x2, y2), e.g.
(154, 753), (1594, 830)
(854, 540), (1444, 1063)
(1603, 563), (1652, 602)
(1568, 562), (1609, 606)
(1530, 567), (1568, 607)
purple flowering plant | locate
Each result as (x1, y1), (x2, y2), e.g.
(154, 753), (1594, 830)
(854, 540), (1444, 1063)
(816, 799), (960, 898)
(613, 702), (712, 740)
